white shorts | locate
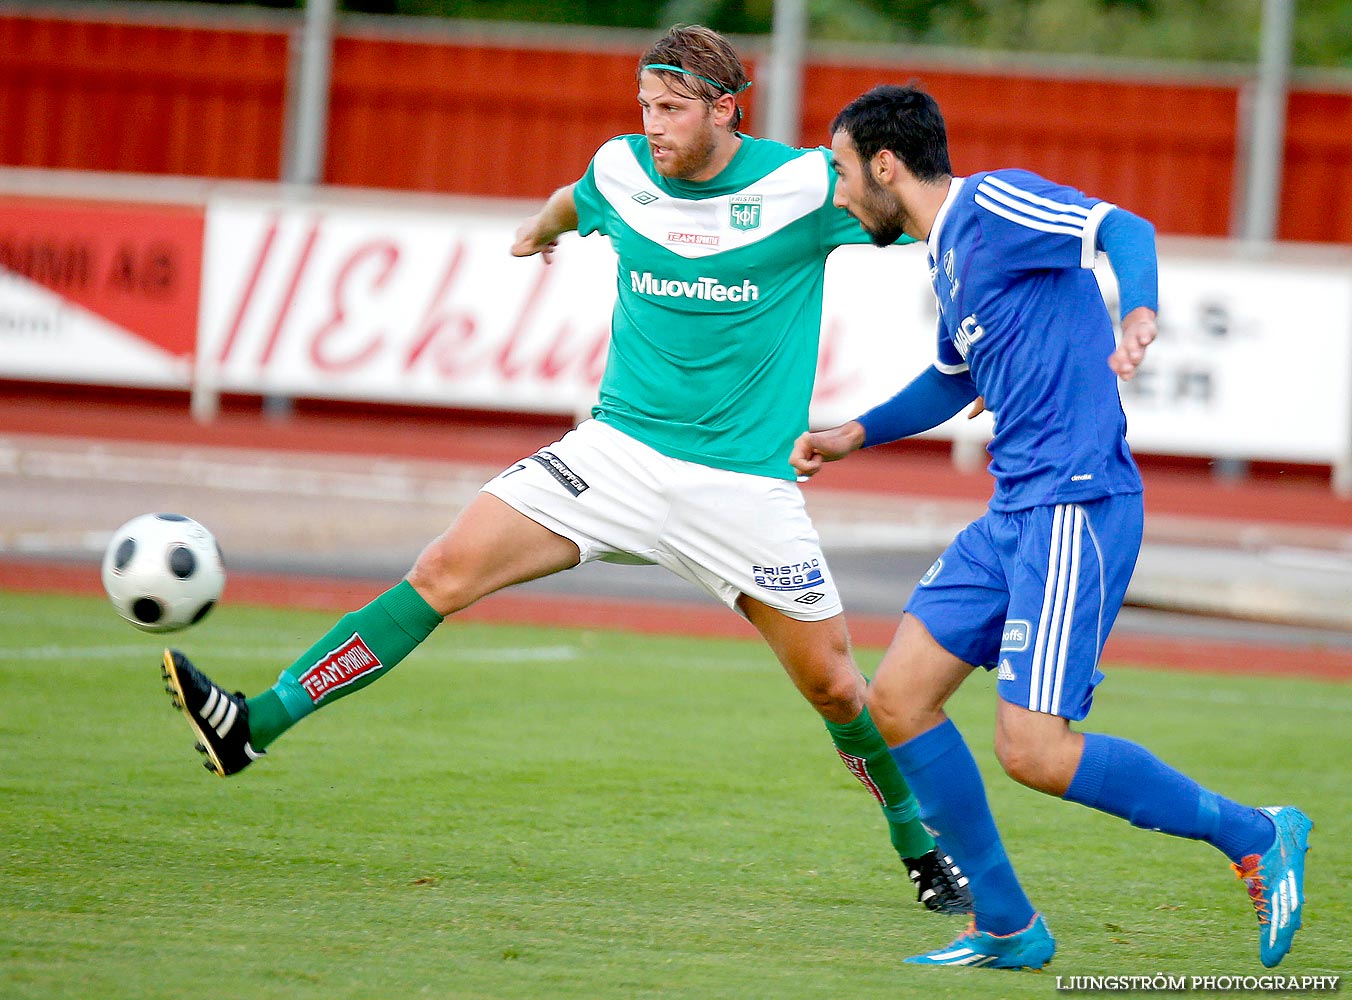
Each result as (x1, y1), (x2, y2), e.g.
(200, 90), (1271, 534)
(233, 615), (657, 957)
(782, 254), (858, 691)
(481, 419), (842, 622)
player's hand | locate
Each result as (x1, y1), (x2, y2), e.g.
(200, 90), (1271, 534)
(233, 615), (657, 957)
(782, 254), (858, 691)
(966, 396), (986, 419)
(1110, 306), (1157, 380)
(511, 185), (578, 263)
(511, 215), (561, 262)
(790, 422), (866, 479)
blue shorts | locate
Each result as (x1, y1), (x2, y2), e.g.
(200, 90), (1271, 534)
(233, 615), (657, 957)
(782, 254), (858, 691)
(905, 494), (1143, 721)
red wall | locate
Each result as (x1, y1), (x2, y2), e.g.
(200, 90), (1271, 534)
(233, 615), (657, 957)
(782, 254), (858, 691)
(325, 36), (644, 197)
(801, 62), (1240, 238)
(2, 13), (1348, 242)
(1281, 89), (1352, 242)
(0, 15), (287, 179)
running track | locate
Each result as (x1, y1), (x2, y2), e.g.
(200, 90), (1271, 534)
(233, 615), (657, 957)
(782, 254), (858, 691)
(4, 385), (1351, 682)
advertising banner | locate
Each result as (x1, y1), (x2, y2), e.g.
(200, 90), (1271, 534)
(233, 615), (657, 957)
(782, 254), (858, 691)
(1113, 257), (1352, 462)
(0, 196), (204, 388)
(0, 189), (1321, 477)
(197, 200), (616, 413)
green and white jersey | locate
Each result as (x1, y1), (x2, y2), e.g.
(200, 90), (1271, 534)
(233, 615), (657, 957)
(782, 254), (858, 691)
(573, 133), (906, 480)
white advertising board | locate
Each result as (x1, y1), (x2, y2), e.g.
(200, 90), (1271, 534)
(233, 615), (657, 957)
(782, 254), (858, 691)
(1114, 257), (1352, 462)
(197, 200), (616, 413)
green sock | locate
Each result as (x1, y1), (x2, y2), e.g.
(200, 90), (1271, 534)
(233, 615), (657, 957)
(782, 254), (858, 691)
(245, 580), (443, 750)
(824, 706), (936, 860)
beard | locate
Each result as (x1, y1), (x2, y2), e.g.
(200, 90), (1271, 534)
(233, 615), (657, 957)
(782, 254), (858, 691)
(651, 113), (720, 181)
(857, 173), (908, 246)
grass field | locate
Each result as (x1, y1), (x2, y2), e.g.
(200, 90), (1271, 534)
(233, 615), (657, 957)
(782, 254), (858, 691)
(1, 590), (1347, 999)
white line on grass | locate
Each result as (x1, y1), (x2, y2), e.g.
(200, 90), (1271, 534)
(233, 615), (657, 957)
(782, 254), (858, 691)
(1123, 683), (1352, 715)
(0, 644), (581, 663)
(0, 645), (156, 660)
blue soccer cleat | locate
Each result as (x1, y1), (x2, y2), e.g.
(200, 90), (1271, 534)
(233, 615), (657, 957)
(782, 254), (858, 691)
(904, 913), (1055, 970)
(1232, 806), (1313, 968)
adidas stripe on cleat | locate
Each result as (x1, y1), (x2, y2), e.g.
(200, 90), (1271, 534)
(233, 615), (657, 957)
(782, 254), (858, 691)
(904, 850), (973, 915)
(905, 913), (1055, 970)
(161, 648), (263, 777)
(1232, 806), (1313, 968)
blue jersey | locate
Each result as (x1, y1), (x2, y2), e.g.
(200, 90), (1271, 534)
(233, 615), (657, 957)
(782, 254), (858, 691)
(930, 170), (1142, 511)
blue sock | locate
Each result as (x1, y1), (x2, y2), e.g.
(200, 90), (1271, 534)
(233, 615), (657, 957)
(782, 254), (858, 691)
(1064, 733), (1275, 863)
(890, 719), (1036, 936)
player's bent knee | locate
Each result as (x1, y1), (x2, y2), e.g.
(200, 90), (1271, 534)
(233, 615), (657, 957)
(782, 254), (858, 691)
(406, 546), (479, 617)
(864, 684), (921, 744)
(800, 670), (864, 723)
(994, 732), (1062, 793)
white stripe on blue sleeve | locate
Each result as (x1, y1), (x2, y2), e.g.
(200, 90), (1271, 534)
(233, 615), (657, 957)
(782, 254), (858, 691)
(974, 175), (1115, 268)
(1080, 201), (1116, 268)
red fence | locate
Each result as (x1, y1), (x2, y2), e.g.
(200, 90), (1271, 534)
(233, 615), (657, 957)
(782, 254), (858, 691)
(1, 12), (1348, 242)
(0, 15), (287, 179)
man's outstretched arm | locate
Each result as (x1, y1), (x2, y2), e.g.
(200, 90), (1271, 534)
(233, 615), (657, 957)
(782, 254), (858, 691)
(512, 184), (580, 263)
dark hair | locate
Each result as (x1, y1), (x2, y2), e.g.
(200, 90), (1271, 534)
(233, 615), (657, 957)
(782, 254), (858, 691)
(830, 84), (952, 182)
(638, 24), (749, 131)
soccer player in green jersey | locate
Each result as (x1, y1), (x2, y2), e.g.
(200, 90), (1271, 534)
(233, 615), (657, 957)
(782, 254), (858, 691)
(161, 24), (970, 915)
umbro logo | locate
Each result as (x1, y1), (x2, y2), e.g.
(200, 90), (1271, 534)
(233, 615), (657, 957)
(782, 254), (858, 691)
(794, 592), (825, 605)
(632, 191), (658, 205)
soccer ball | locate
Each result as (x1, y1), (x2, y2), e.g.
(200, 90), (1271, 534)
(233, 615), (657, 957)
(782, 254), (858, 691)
(101, 513), (226, 633)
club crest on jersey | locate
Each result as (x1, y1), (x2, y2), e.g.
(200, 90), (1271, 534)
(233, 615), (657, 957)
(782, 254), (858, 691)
(943, 248), (961, 299)
(729, 194), (762, 231)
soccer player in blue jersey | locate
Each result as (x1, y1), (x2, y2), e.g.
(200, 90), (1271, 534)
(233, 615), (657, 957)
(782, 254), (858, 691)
(792, 84), (1312, 970)
(159, 28), (971, 914)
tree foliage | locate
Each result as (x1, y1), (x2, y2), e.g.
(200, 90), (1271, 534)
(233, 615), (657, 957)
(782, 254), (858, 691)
(129, 0), (1352, 69)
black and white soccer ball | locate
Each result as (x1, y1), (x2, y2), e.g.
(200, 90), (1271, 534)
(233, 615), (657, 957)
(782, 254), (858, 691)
(100, 513), (226, 633)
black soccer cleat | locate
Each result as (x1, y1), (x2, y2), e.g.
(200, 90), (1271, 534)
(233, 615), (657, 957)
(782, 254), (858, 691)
(904, 849), (973, 915)
(161, 648), (263, 777)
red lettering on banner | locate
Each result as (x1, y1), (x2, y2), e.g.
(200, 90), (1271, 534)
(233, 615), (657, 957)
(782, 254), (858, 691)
(494, 262), (550, 380)
(813, 318), (861, 401)
(258, 218), (320, 369)
(309, 240), (398, 372)
(581, 324), (611, 386)
(218, 214), (278, 365)
(0, 197), (204, 358)
(213, 217), (613, 395)
(534, 321), (582, 380)
(402, 242), (480, 376)
(837, 750), (885, 804)
(298, 633), (384, 703)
